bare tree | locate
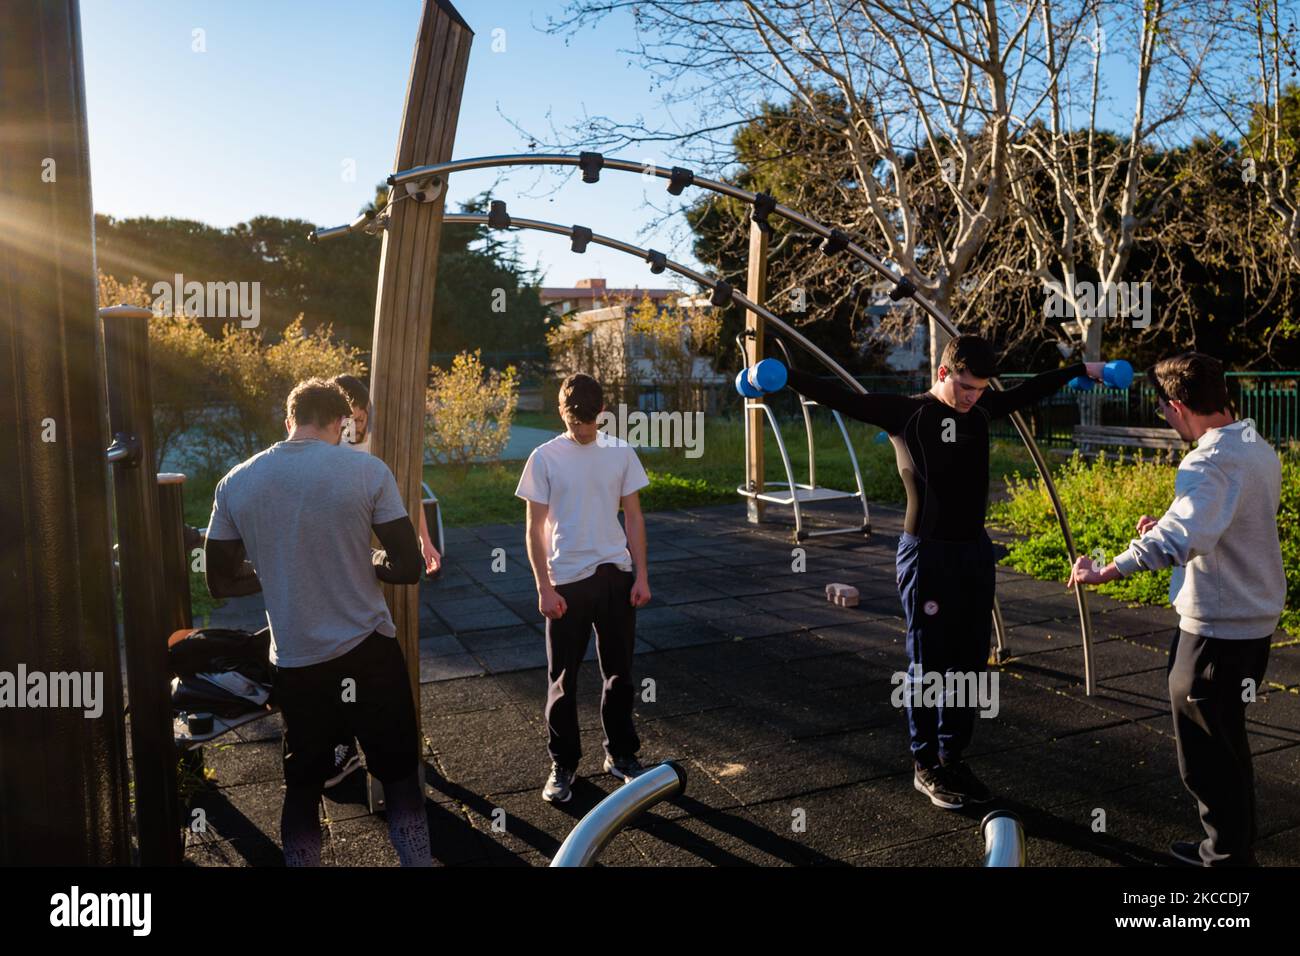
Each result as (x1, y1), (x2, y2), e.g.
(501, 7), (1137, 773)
(541, 1), (1277, 376)
(1009, 0), (1234, 370)
(543, 0), (1098, 375)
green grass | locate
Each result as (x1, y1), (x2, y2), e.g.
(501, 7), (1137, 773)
(179, 468), (223, 625)
(511, 410), (561, 431)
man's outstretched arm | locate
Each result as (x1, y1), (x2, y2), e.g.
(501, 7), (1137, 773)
(784, 367), (917, 433)
(978, 363), (1093, 419)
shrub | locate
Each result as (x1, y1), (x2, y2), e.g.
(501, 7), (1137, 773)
(425, 349), (519, 465)
(209, 315), (365, 461)
(97, 271), (365, 467)
(627, 294), (723, 412)
(990, 449), (1299, 635)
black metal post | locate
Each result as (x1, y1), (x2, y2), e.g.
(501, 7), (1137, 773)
(103, 305), (183, 865)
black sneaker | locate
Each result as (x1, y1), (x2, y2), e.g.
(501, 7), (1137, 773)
(542, 763), (576, 803)
(603, 754), (646, 782)
(941, 760), (993, 803)
(913, 763), (964, 809)
(1169, 840), (1203, 866)
(324, 741), (362, 789)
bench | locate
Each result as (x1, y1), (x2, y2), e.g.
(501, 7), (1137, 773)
(1072, 424), (1189, 460)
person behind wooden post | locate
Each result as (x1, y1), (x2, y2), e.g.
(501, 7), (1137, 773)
(1069, 352), (1286, 866)
(516, 373), (653, 803)
(204, 378), (432, 866)
(321, 373), (441, 791)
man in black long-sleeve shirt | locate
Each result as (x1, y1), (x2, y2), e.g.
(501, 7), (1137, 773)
(206, 378), (431, 865)
(783, 335), (1102, 808)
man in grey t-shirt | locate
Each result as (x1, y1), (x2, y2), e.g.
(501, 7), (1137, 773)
(205, 378), (430, 866)
(1070, 352), (1285, 866)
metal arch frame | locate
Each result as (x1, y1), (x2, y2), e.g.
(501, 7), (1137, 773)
(369, 153), (1094, 692)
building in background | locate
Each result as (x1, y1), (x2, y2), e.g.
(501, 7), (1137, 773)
(543, 278), (727, 413)
(538, 277), (678, 318)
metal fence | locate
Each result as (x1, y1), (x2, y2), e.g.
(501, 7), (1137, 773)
(849, 370), (1300, 448)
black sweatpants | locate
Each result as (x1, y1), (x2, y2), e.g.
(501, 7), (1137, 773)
(544, 563), (639, 769)
(1167, 628), (1272, 866)
(273, 631), (419, 786)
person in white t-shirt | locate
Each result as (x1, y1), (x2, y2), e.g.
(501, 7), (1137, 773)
(515, 373), (652, 803)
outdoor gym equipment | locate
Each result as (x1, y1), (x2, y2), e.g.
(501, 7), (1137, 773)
(550, 761), (687, 867)
(981, 810), (1026, 867)
(315, 150), (1101, 694)
(733, 340), (872, 540)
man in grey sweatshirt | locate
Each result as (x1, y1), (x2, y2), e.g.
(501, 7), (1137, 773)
(1068, 352), (1285, 866)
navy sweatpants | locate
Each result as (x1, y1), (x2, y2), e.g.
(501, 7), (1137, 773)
(895, 531), (996, 768)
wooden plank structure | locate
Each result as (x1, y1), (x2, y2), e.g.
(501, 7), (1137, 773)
(0, 0), (132, 864)
(1073, 424), (1188, 458)
(369, 0), (473, 730)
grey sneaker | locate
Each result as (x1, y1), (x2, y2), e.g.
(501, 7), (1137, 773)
(913, 763), (964, 809)
(542, 763), (576, 803)
(603, 754), (646, 781)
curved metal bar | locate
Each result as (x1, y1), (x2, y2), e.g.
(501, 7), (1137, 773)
(403, 155), (1086, 590)
(981, 810), (1026, 867)
(441, 208), (1092, 686)
(443, 213), (864, 394)
(550, 761), (687, 867)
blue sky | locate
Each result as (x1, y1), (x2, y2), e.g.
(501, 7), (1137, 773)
(82, 0), (704, 289)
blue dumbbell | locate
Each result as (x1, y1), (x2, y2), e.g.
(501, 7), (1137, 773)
(1071, 359), (1133, 391)
(734, 358), (788, 397)
(1104, 359), (1133, 389)
(735, 369), (762, 398)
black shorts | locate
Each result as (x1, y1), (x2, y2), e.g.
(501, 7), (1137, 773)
(272, 631), (419, 787)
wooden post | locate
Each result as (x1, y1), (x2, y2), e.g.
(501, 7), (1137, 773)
(744, 219), (769, 522)
(103, 305), (184, 865)
(0, 0), (132, 865)
(369, 0), (473, 730)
